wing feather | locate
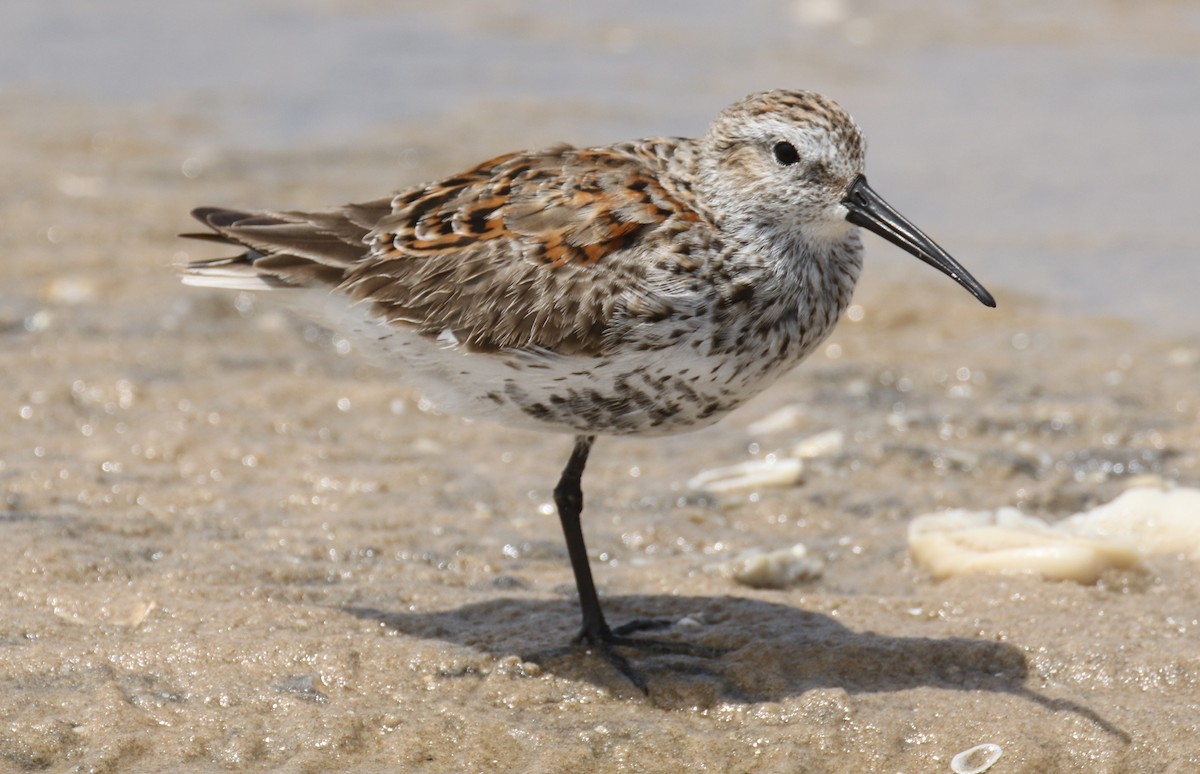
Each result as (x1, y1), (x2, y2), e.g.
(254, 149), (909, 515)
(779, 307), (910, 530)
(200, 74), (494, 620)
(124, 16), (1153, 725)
(182, 141), (709, 355)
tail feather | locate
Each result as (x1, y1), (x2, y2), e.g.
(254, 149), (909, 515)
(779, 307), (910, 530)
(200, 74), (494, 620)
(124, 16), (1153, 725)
(180, 205), (378, 291)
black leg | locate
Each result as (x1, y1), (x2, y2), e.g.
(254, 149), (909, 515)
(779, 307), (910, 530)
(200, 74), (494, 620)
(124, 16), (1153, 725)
(553, 435), (612, 644)
(552, 435), (724, 692)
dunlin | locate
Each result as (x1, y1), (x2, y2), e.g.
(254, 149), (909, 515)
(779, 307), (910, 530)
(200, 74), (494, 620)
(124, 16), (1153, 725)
(182, 89), (994, 689)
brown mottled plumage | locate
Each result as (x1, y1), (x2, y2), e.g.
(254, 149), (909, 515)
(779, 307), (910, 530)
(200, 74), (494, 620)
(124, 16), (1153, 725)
(182, 89), (994, 691)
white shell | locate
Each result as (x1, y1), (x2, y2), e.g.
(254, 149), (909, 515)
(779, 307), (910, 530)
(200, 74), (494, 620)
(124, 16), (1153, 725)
(950, 743), (1002, 774)
(687, 457), (803, 493)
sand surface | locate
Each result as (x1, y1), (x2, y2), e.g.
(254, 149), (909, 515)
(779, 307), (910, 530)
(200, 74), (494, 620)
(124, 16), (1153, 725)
(3, 38), (1200, 774)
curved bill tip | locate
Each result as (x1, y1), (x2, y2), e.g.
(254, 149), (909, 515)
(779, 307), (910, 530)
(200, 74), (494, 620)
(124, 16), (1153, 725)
(842, 175), (996, 308)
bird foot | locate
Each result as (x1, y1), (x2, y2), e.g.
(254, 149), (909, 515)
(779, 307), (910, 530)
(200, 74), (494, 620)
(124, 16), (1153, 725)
(575, 618), (727, 693)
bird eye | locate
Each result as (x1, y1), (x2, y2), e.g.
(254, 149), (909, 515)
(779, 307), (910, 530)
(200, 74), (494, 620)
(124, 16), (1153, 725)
(772, 141), (800, 166)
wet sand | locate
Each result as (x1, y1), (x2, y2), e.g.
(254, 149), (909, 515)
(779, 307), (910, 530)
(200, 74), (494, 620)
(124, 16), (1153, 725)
(2, 91), (1200, 772)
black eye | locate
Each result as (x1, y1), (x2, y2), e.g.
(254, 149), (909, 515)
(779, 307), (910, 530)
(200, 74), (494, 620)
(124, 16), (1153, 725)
(772, 141), (800, 166)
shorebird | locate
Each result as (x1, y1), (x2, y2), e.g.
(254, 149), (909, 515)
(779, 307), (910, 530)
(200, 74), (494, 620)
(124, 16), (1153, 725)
(182, 89), (994, 690)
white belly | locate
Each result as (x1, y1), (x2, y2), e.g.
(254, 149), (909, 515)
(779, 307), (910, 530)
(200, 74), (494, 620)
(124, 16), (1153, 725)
(304, 289), (814, 437)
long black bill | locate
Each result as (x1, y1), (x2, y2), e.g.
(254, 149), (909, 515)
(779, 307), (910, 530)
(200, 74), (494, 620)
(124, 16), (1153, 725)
(842, 175), (996, 308)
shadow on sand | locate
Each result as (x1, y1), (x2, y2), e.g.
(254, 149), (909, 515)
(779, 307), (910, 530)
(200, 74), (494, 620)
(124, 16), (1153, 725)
(343, 594), (1127, 741)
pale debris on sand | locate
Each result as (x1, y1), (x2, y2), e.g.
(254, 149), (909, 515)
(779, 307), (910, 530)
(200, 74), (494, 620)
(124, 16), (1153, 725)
(713, 543), (824, 589)
(687, 429), (844, 495)
(790, 428), (845, 459)
(908, 486), (1200, 582)
(746, 404), (809, 435)
(1058, 486), (1200, 559)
